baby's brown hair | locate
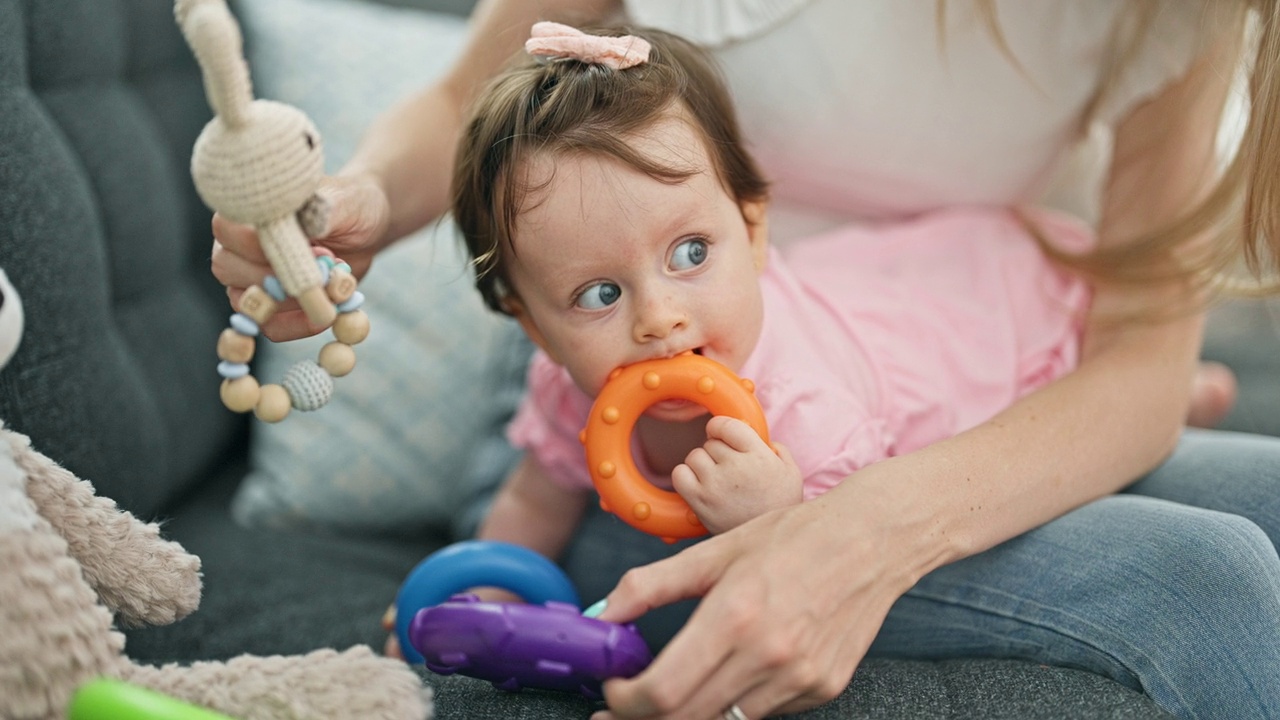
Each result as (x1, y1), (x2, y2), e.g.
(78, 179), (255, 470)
(452, 25), (769, 314)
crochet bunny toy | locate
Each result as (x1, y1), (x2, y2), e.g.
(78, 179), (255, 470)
(0, 265), (431, 719)
(180, 0), (371, 423)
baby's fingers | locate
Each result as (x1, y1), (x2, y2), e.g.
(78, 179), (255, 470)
(705, 416), (770, 452)
(671, 462), (700, 499)
(683, 446), (716, 479)
(772, 441), (797, 467)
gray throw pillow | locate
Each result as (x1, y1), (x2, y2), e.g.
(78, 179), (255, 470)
(230, 0), (529, 539)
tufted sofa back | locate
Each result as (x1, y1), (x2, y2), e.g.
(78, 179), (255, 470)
(0, 0), (245, 516)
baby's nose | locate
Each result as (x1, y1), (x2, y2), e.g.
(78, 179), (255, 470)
(633, 294), (687, 343)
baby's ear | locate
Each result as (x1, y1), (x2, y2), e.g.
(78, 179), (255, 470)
(741, 200), (769, 272)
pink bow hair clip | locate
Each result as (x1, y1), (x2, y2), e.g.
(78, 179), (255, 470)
(525, 21), (651, 70)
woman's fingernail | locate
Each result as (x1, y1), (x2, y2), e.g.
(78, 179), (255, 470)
(380, 606), (395, 629)
(582, 598), (608, 618)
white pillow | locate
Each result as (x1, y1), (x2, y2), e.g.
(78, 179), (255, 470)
(230, 0), (530, 538)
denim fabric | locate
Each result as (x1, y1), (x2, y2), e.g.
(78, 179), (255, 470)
(561, 429), (1280, 719)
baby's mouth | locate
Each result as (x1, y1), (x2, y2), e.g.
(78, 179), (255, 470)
(648, 397), (707, 417)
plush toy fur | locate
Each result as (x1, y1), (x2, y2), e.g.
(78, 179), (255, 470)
(180, 0), (374, 422)
(0, 273), (431, 719)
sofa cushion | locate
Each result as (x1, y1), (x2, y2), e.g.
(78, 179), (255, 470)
(227, 0), (530, 539)
(0, 0), (244, 517)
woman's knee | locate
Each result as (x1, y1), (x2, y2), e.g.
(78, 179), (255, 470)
(1077, 499), (1280, 677)
(1092, 502), (1280, 716)
(885, 498), (1280, 716)
(1092, 498), (1279, 608)
(1127, 430), (1280, 545)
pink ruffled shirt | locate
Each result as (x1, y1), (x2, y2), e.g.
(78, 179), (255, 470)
(509, 207), (1092, 499)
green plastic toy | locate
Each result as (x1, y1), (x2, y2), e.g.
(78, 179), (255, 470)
(69, 679), (237, 720)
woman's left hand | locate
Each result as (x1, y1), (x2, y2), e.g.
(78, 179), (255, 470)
(589, 486), (916, 720)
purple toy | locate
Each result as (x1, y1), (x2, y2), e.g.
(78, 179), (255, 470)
(409, 594), (653, 700)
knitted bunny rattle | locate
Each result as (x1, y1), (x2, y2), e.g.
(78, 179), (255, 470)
(177, 0), (369, 423)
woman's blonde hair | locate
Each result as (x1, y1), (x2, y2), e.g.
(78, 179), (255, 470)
(453, 26), (769, 314)
(952, 0), (1280, 305)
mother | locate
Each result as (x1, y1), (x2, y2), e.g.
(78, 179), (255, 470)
(212, 2), (1280, 719)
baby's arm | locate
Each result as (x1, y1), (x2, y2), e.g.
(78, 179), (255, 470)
(382, 457), (588, 656)
(672, 416), (803, 534)
(477, 454), (590, 562)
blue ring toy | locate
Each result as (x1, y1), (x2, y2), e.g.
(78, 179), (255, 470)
(394, 540), (580, 664)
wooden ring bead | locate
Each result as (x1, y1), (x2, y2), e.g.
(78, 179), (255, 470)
(215, 256), (369, 422)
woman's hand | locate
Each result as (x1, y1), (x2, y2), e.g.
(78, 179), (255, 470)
(210, 172), (390, 341)
(672, 417), (803, 534)
(590, 484), (923, 720)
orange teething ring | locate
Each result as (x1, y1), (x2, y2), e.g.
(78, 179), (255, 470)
(580, 353), (769, 542)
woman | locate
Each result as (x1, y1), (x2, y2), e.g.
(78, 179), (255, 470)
(212, 2), (1280, 718)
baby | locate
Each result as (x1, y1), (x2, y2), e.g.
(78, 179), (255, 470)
(453, 23), (1091, 555)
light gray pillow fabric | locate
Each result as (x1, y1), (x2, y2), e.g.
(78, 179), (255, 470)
(230, 0), (530, 538)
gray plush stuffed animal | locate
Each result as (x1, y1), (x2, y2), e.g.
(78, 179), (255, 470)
(0, 266), (429, 719)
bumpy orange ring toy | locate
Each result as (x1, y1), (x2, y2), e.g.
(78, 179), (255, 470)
(580, 353), (769, 542)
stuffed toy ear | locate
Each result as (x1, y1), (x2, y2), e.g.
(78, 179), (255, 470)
(0, 267), (23, 370)
(176, 0), (252, 127)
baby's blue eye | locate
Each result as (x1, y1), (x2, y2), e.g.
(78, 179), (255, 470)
(671, 238), (708, 270)
(576, 282), (621, 309)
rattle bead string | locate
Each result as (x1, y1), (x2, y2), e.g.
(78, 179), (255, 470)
(216, 256), (370, 422)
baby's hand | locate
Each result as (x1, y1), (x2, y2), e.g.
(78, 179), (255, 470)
(380, 586), (524, 659)
(671, 416), (802, 534)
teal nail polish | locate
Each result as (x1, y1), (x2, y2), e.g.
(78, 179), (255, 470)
(582, 598), (608, 618)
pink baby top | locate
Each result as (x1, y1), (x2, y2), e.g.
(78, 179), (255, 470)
(508, 207), (1093, 499)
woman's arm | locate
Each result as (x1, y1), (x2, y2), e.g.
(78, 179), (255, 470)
(590, 33), (1240, 720)
(211, 0), (619, 339)
(339, 0), (621, 248)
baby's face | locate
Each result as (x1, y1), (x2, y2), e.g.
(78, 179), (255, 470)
(506, 114), (768, 422)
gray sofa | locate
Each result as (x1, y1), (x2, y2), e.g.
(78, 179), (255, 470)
(3, 0), (1276, 717)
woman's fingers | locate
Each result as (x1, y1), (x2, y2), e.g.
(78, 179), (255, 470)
(592, 494), (905, 720)
(597, 646), (763, 720)
(212, 213), (269, 263)
(595, 537), (725, 626)
(225, 286), (326, 342)
(593, 544), (737, 717)
(212, 234), (270, 291)
(208, 173), (391, 341)
(594, 534), (794, 718)
(309, 173), (391, 279)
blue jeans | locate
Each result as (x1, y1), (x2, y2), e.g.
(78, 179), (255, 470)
(559, 429), (1280, 719)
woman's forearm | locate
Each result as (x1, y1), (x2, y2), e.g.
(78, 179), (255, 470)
(338, 82), (466, 246)
(336, 0), (621, 248)
(829, 304), (1202, 583)
(867, 26), (1241, 577)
